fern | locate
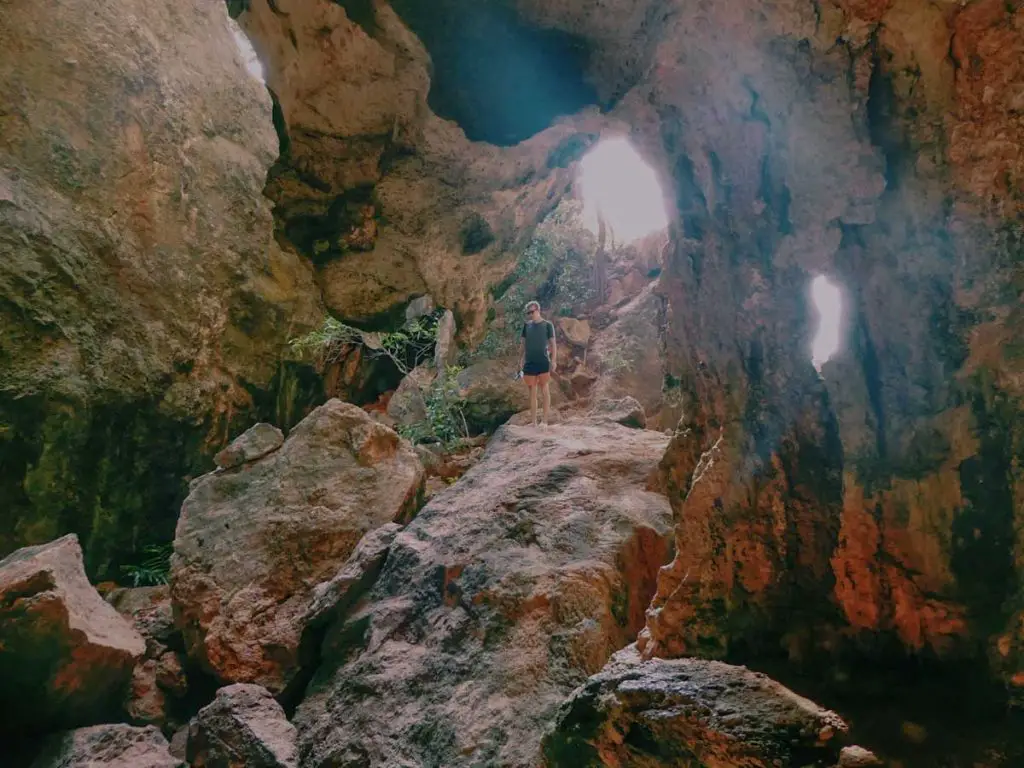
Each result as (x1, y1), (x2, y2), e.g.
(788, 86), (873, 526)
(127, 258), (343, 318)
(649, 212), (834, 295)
(121, 544), (172, 587)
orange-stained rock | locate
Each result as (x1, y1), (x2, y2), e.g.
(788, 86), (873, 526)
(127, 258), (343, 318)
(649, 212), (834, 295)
(295, 416), (673, 767)
(0, 535), (146, 737)
(171, 400), (424, 694)
(543, 645), (875, 767)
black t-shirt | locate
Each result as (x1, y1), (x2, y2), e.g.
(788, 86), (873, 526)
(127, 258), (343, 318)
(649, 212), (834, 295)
(521, 320), (554, 364)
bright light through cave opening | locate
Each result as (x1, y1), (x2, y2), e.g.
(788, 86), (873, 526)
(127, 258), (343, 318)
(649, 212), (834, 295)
(810, 275), (842, 372)
(580, 138), (669, 244)
(232, 26), (265, 83)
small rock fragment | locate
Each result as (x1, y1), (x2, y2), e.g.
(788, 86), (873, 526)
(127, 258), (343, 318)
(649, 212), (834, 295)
(586, 396), (647, 429)
(187, 684), (297, 768)
(30, 724), (181, 768)
(214, 423), (284, 470)
(838, 745), (883, 766)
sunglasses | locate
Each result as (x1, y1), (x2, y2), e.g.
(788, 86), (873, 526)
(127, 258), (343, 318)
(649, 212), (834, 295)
(526, 308), (539, 314)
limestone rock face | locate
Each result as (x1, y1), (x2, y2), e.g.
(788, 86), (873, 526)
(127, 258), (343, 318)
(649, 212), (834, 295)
(170, 401), (424, 694)
(590, 285), (671, 429)
(543, 646), (870, 768)
(608, 0), (1024, 699)
(0, 0), (320, 403)
(187, 684), (298, 768)
(30, 725), (182, 768)
(0, 535), (146, 736)
(295, 418), (673, 767)
(0, 0), (322, 574)
(235, 0), (608, 335)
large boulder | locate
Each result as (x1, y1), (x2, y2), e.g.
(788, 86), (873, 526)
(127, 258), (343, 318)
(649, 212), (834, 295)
(542, 646), (873, 768)
(0, 535), (146, 737)
(295, 417), (673, 767)
(170, 400), (424, 694)
(30, 725), (181, 768)
(187, 684), (297, 768)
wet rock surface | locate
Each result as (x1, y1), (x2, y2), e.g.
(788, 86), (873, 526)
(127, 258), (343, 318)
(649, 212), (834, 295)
(0, 535), (145, 737)
(29, 724), (181, 768)
(186, 684), (297, 768)
(171, 400), (424, 694)
(295, 418), (673, 767)
(543, 646), (869, 768)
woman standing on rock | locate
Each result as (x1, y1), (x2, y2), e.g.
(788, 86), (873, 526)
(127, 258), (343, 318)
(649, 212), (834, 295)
(519, 300), (557, 427)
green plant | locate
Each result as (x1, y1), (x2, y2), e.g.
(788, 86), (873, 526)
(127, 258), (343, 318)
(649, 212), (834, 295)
(398, 365), (469, 447)
(121, 543), (172, 587)
(600, 346), (634, 376)
(553, 256), (596, 309)
(290, 313), (440, 374)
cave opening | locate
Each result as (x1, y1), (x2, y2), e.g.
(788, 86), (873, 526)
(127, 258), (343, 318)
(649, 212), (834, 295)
(390, 0), (598, 145)
(810, 274), (842, 372)
(579, 137), (669, 244)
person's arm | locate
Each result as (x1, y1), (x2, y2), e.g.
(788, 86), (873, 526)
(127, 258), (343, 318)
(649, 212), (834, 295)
(520, 325), (527, 371)
(547, 322), (557, 372)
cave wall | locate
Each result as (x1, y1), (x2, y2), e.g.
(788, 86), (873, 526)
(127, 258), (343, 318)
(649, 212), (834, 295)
(577, 0), (1024, 701)
(234, 0), (617, 338)
(0, 0), (325, 577)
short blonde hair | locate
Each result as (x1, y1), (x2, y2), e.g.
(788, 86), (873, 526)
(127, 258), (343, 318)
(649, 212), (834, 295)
(524, 300), (540, 312)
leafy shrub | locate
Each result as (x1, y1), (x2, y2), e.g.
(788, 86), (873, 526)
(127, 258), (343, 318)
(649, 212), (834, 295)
(397, 366), (469, 447)
(121, 543), (172, 587)
(290, 313), (440, 375)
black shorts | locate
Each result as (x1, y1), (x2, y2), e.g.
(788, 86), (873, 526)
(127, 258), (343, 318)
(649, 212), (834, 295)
(523, 359), (550, 376)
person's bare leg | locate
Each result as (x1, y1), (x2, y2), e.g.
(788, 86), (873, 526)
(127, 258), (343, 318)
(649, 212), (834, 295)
(542, 379), (551, 425)
(529, 383), (538, 426)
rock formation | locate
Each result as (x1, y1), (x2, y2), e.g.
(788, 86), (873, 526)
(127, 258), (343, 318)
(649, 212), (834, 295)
(186, 684), (298, 768)
(4, 0), (1024, 763)
(614, 0), (1024, 707)
(295, 418), (674, 767)
(543, 645), (874, 767)
(170, 400), (424, 694)
(107, 586), (189, 730)
(234, 0), (607, 336)
(0, 535), (145, 737)
(0, 0), (323, 579)
(29, 725), (182, 768)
